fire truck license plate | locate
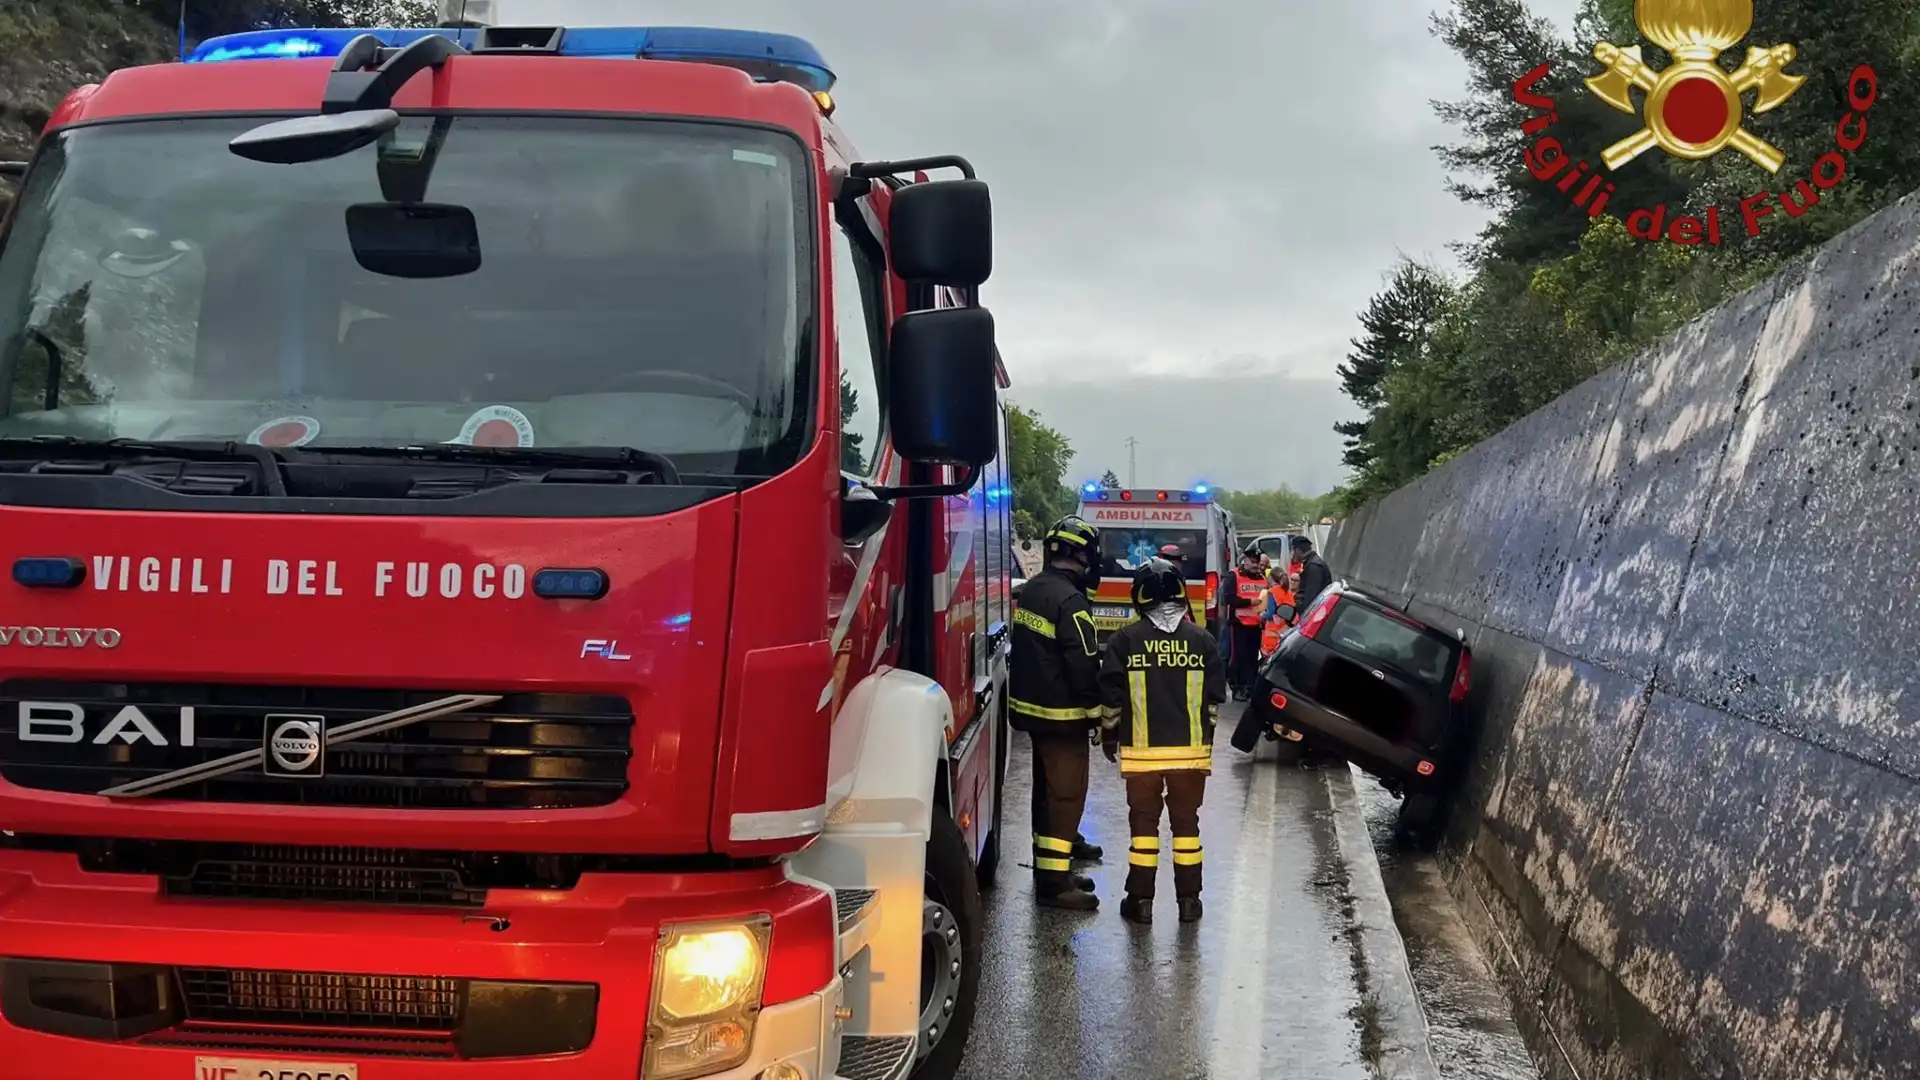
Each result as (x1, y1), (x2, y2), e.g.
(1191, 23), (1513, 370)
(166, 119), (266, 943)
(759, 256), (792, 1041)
(193, 1056), (357, 1080)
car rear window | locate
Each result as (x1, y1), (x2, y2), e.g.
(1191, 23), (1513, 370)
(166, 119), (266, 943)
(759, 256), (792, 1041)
(1320, 602), (1456, 687)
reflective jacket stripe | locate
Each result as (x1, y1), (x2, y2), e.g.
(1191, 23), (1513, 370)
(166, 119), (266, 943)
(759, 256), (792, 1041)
(1011, 698), (1099, 721)
(1128, 670), (1149, 748)
(1185, 669), (1203, 748)
(1013, 607), (1054, 637)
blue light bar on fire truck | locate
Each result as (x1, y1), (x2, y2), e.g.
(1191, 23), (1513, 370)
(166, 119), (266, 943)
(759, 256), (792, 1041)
(187, 25), (836, 93)
(1083, 486), (1214, 504)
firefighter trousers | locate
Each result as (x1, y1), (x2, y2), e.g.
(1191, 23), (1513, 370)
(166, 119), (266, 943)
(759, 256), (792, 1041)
(1124, 771), (1206, 900)
(1029, 731), (1091, 896)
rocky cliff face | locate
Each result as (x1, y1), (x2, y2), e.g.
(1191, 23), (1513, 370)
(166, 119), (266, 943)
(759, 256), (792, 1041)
(0, 1), (173, 208)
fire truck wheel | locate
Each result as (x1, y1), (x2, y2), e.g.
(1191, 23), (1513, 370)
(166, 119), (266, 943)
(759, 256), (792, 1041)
(914, 811), (983, 1079)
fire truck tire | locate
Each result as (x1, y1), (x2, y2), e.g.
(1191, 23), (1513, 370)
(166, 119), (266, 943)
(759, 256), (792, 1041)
(913, 810), (983, 1079)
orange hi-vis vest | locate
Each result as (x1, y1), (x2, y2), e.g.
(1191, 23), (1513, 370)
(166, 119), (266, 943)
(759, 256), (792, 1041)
(1234, 570), (1265, 627)
(1260, 584), (1297, 654)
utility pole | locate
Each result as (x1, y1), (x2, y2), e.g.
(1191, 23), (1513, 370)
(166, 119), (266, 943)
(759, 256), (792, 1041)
(1124, 437), (1138, 488)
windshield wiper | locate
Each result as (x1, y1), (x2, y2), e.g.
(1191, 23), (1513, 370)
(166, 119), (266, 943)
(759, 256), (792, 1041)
(318, 444), (681, 484)
(0, 436), (290, 496)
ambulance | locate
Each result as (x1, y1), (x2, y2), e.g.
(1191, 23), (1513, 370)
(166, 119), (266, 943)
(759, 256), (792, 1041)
(1076, 486), (1238, 641)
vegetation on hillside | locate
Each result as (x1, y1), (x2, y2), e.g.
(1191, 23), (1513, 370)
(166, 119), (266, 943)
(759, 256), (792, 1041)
(1006, 403), (1077, 540)
(1216, 487), (1333, 529)
(0, 1), (437, 214)
(1332, 0), (1920, 511)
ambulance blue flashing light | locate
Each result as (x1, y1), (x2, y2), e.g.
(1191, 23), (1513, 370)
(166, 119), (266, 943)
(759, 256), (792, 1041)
(1194, 484), (1210, 496)
(186, 26), (835, 92)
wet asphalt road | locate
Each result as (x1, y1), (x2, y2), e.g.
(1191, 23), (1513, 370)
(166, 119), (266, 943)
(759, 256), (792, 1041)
(956, 701), (1381, 1080)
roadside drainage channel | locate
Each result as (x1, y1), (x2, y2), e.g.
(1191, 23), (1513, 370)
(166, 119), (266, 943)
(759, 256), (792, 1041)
(1321, 763), (1442, 1080)
(1353, 773), (1543, 1080)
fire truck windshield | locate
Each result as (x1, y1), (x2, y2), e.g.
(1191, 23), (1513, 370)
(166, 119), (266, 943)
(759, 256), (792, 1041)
(0, 114), (812, 474)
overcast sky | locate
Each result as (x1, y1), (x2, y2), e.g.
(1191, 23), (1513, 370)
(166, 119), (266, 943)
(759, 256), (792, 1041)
(512, 0), (1577, 495)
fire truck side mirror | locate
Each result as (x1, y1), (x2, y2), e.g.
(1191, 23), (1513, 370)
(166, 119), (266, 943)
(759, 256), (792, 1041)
(888, 306), (997, 467)
(888, 179), (991, 287)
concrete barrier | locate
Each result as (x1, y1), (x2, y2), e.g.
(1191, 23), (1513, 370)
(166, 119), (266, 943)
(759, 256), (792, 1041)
(1325, 195), (1920, 1080)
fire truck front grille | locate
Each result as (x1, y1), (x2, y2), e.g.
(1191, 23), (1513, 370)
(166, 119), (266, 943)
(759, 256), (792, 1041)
(0, 682), (633, 809)
(178, 968), (462, 1031)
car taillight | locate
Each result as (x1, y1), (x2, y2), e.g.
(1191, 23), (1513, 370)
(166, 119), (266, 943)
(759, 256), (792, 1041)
(1205, 570), (1219, 614)
(1450, 649), (1472, 703)
(1296, 594), (1337, 639)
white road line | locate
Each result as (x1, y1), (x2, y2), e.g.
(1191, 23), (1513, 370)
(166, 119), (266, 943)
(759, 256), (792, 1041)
(1207, 753), (1278, 1079)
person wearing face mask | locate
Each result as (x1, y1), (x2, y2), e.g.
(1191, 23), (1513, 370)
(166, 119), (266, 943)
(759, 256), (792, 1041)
(1008, 514), (1107, 910)
(1097, 558), (1226, 924)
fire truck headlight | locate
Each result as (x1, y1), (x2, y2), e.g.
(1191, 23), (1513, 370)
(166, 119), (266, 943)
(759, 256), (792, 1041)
(643, 918), (771, 1079)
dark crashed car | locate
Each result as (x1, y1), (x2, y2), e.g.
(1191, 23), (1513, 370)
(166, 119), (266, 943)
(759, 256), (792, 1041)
(1230, 581), (1471, 834)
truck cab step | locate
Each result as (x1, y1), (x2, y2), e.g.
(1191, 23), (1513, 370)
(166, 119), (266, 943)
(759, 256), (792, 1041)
(836, 1034), (915, 1080)
(835, 886), (881, 964)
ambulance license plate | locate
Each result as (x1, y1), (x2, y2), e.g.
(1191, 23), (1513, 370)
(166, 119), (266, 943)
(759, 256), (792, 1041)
(1091, 604), (1131, 621)
(194, 1056), (357, 1080)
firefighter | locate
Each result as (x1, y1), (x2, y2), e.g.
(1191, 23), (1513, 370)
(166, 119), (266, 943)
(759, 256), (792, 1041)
(1227, 544), (1266, 700)
(1009, 514), (1106, 910)
(1097, 558), (1225, 924)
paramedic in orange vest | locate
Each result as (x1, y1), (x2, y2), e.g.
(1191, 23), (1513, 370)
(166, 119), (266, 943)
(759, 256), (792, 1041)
(1258, 566), (1298, 658)
(1227, 544), (1266, 700)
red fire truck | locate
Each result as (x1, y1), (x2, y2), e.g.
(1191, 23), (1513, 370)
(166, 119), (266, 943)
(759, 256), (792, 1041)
(0, 16), (1017, 1080)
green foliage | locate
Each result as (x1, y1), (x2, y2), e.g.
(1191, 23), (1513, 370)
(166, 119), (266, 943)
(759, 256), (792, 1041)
(839, 374), (865, 475)
(1099, 469), (1121, 489)
(1005, 403), (1076, 541)
(139, 0), (439, 39)
(1216, 486), (1334, 529)
(1336, 0), (1920, 511)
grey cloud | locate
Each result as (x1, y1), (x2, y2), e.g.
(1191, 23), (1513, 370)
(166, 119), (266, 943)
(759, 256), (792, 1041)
(506, 0), (1576, 491)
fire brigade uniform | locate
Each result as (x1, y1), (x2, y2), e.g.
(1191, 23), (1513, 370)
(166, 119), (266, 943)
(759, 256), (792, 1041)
(1098, 559), (1226, 924)
(1009, 515), (1106, 908)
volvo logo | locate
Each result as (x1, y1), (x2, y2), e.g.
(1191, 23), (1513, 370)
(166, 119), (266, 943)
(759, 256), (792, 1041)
(263, 715), (325, 777)
(0, 626), (121, 649)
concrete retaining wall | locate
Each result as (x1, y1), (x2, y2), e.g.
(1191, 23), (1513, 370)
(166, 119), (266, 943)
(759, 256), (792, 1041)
(1325, 195), (1920, 1080)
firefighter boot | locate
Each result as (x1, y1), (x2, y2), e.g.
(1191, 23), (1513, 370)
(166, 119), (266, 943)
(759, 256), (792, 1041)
(1070, 872), (1096, 891)
(1119, 896), (1152, 924)
(1177, 896), (1203, 923)
(1072, 833), (1103, 862)
(1037, 886), (1100, 912)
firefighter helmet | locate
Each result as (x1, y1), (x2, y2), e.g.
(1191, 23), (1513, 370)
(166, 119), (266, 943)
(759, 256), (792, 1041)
(1130, 557), (1186, 611)
(1043, 515), (1099, 564)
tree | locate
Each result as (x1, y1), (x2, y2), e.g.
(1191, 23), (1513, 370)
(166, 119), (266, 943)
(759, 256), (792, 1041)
(150, 0), (440, 41)
(1005, 403), (1076, 541)
(1099, 470), (1121, 489)
(1333, 0), (1920, 514)
(1217, 487), (1333, 529)
(1336, 261), (1455, 482)
(839, 374), (866, 475)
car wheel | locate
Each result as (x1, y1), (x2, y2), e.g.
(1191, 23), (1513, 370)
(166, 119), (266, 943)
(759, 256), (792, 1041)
(911, 811), (984, 1080)
(1269, 737), (1305, 765)
(1395, 792), (1444, 851)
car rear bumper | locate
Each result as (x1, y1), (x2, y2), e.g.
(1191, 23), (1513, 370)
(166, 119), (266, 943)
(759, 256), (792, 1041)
(1256, 681), (1441, 788)
(0, 850), (840, 1079)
